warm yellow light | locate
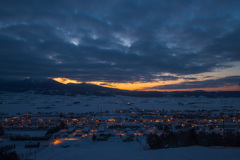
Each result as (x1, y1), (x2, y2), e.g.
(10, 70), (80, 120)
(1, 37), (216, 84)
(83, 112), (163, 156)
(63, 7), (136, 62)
(108, 119), (116, 122)
(117, 133), (126, 136)
(81, 134), (88, 138)
(87, 81), (172, 91)
(52, 77), (240, 91)
(52, 139), (63, 145)
(134, 133), (142, 136)
(52, 138), (80, 145)
(52, 77), (82, 84)
(51, 77), (180, 91)
(91, 130), (97, 132)
(64, 138), (79, 141)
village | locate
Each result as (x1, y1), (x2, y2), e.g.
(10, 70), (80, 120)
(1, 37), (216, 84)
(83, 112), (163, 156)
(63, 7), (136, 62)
(1, 107), (240, 158)
(1, 108), (240, 140)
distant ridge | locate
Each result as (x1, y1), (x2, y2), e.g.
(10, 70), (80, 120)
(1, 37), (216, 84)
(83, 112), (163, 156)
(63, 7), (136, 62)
(0, 79), (239, 97)
(0, 79), (121, 96)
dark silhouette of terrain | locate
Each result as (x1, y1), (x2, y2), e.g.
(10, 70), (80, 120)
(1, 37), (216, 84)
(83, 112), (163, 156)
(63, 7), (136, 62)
(0, 79), (239, 97)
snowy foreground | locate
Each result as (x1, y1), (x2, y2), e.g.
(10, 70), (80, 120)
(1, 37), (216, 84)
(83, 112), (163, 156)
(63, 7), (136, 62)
(1, 136), (240, 160)
(38, 141), (240, 160)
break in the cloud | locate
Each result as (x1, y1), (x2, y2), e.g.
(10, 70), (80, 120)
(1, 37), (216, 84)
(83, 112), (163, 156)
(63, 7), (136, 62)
(149, 76), (240, 90)
(0, 0), (240, 90)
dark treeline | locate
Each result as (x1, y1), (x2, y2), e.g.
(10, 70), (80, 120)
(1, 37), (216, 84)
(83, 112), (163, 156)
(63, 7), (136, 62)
(147, 129), (240, 149)
(0, 127), (4, 136)
(10, 135), (49, 141)
(0, 145), (20, 160)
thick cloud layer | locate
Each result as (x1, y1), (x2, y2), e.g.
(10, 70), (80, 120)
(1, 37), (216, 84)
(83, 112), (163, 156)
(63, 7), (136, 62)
(0, 0), (240, 85)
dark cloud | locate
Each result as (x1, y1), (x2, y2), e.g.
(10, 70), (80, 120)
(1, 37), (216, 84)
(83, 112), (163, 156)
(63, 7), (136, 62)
(150, 76), (240, 90)
(0, 0), (240, 84)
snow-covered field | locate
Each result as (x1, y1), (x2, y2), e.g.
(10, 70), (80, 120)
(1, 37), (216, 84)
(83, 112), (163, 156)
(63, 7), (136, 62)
(1, 92), (239, 115)
(1, 136), (240, 160)
(38, 141), (240, 160)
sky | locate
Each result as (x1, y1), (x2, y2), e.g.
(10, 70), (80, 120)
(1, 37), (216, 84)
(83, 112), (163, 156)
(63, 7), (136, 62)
(0, 0), (240, 91)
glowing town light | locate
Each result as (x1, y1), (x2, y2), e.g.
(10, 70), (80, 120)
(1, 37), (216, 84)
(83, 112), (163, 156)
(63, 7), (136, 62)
(52, 139), (63, 145)
(52, 138), (80, 145)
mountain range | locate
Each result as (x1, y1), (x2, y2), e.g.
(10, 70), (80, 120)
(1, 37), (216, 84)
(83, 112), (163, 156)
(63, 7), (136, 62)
(0, 79), (239, 98)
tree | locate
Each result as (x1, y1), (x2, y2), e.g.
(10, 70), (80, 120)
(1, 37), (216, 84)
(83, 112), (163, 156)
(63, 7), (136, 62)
(0, 126), (4, 136)
(60, 120), (66, 129)
(92, 134), (96, 142)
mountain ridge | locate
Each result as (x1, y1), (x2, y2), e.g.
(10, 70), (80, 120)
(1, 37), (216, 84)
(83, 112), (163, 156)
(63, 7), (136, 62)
(0, 79), (239, 97)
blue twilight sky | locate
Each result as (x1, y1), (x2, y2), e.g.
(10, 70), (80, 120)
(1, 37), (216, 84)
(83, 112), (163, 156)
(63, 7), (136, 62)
(0, 0), (240, 90)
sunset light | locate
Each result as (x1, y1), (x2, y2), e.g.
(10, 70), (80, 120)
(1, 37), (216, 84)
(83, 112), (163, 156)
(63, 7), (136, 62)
(52, 78), (82, 84)
(52, 77), (240, 91)
(52, 77), (185, 91)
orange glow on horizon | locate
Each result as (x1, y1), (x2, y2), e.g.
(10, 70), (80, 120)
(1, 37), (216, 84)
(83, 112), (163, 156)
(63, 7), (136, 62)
(53, 77), (82, 84)
(146, 85), (240, 92)
(52, 77), (180, 91)
(89, 81), (172, 91)
(52, 77), (240, 92)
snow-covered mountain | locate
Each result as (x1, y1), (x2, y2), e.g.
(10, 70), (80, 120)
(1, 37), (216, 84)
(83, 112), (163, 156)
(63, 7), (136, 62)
(0, 79), (120, 95)
(0, 79), (239, 97)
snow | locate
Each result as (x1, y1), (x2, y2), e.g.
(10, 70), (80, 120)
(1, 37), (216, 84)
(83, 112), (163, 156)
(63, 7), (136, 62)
(1, 92), (240, 115)
(37, 141), (240, 160)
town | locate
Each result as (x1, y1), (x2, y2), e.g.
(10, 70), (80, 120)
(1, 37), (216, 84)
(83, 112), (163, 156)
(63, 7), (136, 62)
(1, 107), (240, 159)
